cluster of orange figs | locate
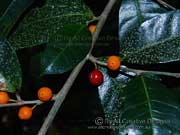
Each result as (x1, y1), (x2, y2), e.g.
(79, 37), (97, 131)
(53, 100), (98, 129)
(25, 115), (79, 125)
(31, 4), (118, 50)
(0, 25), (121, 121)
(0, 87), (53, 120)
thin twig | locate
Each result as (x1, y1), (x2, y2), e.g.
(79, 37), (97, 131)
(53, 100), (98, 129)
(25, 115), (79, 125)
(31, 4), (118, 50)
(88, 0), (117, 54)
(0, 96), (56, 108)
(0, 100), (42, 108)
(122, 66), (180, 78)
(89, 55), (107, 67)
(89, 55), (180, 78)
(86, 16), (100, 25)
(155, 0), (176, 10)
(16, 92), (22, 101)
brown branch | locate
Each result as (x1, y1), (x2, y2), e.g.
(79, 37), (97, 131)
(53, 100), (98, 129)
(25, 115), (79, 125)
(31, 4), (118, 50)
(38, 0), (117, 134)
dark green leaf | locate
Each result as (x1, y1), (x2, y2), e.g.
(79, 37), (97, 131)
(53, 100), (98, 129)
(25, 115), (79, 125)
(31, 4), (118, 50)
(100, 75), (180, 135)
(42, 24), (91, 74)
(0, 38), (22, 93)
(9, 0), (92, 50)
(0, 0), (12, 17)
(0, 0), (36, 37)
(119, 0), (180, 64)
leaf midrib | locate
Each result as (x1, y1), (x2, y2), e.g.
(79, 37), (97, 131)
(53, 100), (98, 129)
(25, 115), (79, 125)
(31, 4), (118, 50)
(44, 25), (86, 73)
(134, 0), (143, 24)
(141, 76), (154, 135)
(24, 13), (91, 27)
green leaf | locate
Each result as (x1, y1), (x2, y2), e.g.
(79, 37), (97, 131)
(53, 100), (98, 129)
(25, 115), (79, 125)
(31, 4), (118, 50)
(9, 0), (92, 50)
(41, 24), (91, 74)
(0, 38), (22, 93)
(0, 0), (12, 17)
(0, 0), (36, 37)
(99, 75), (180, 135)
(119, 0), (180, 64)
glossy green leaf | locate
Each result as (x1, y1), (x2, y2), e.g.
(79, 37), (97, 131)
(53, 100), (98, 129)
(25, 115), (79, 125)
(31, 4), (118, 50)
(0, 0), (36, 37)
(42, 24), (91, 74)
(119, 0), (180, 64)
(0, 38), (22, 93)
(98, 67), (133, 127)
(99, 75), (180, 135)
(9, 0), (92, 50)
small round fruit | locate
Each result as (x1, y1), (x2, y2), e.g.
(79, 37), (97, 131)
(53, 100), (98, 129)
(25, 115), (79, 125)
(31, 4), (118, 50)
(0, 91), (10, 104)
(18, 106), (32, 120)
(88, 25), (96, 33)
(89, 69), (103, 86)
(107, 56), (121, 71)
(38, 87), (53, 102)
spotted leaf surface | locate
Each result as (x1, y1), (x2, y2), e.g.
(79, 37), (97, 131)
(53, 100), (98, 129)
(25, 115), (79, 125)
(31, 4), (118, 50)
(9, 0), (92, 50)
(0, 38), (22, 93)
(119, 0), (180, 64)
(98, 67), (132, 128)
